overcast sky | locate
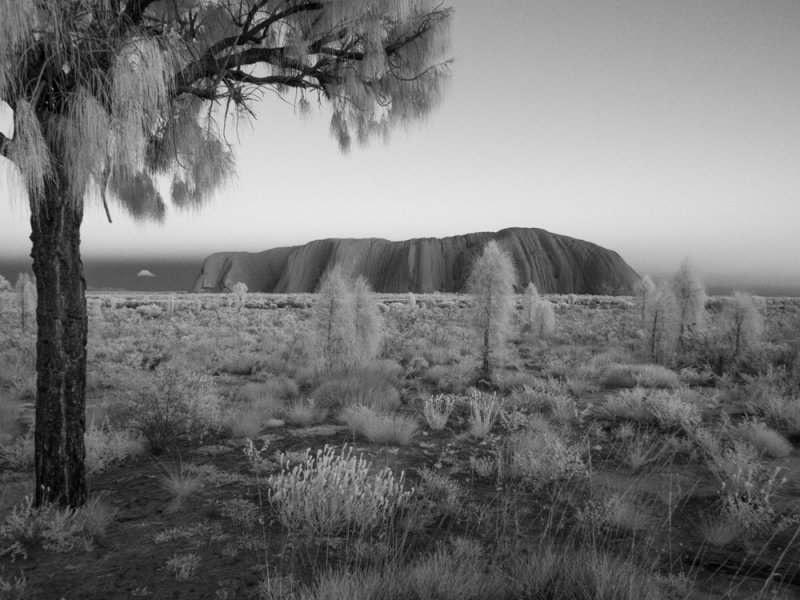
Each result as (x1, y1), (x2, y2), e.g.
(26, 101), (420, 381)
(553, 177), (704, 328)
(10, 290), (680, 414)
(1, 0), (799, 288)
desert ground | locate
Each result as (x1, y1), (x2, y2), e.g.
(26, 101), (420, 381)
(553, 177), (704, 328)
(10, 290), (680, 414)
(1, 288), (800, 599)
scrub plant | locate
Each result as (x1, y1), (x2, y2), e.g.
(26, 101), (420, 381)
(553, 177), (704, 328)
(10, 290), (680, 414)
(267, 444), (412, 538)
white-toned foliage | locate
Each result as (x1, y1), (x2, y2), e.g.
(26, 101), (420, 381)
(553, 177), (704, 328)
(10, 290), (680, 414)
(423, 393), (456, 430)
(15, 273), (36, 329)
(643, 282), (679, 365)
(467, 241), (516, 378)
(718, 292), (764, 360)
(267, 444), (412, 537)
(353, 275), (383, 364)
(634, 274), (657, 326)
(670, 260), (708, 350)
(313, 264), (356, 372)
(232, 282), (248, 309)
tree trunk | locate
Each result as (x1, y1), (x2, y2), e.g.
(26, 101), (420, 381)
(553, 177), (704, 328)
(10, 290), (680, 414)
(30, 181), (88, 508)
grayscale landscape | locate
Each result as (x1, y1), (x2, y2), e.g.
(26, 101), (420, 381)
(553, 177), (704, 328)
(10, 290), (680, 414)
(1, 2), (799, 600)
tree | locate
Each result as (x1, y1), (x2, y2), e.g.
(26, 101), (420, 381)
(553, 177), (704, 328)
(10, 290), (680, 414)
(719, 292), (764, 362)
(634, 274), (656, 327)
(15, 272), (37, 329)
(352, 275), (383, 364)
(0, 0), (452, 508)
(670, 260), (708, 353)
(313, 264), (356, 373)
(643, 282), (679, 365)
(467, 240), (516, 381)
(521, 282), (539, 331)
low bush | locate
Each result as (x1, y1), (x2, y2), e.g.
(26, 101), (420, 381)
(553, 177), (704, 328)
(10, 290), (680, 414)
(118, 362), (223, 453)
(0, 495), (117, 560)
(502, 426), (587, 487)
(731, 419), (793, 458)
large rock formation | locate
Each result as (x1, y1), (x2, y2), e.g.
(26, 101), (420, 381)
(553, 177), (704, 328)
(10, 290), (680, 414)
(192, 227), (639, 294)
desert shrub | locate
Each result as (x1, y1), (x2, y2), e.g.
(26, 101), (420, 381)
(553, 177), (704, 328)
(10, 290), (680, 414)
(284, 398), (327, 427)
(339, 405), (418, 446)
(505, 544), (671, 600)
(590, 388), (650, 423)
(312, 366), (400, 411)
(645, 389), (701, 433)
(413, 469), (464, 525)
(577, 493), (655, 532)
(421, 360), (473, 394)
(0, 432), (33, 471)
(704, 439), (787, 535)
(301, 540), (666, 600)
(267, 444), (412, 538)
(0, 495), (117, 560)
(467, 240), (516, 380)
(422, 393), (456, 430)
(503, 426), (587, 486)
(597, 363), (679, 389)
(468, 390), (501, 437)
(119, 362), (222, 453)
(166, 552), (201, 581)
(84, 421), (145, 475)
(300, 539), (497, 600)
(756, 395), (800, 438)
(731, 419), (792, 458)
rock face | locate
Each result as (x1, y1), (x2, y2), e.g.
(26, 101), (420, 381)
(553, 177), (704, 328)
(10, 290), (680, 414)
(192, 227), (639, 294)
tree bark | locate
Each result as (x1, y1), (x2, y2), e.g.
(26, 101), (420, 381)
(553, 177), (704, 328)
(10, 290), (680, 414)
(30, 180), (88, 508)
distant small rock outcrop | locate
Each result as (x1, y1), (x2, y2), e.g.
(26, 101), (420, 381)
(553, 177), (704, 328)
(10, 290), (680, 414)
(192, 227), (639, 295)
(137, 269), (155, 278)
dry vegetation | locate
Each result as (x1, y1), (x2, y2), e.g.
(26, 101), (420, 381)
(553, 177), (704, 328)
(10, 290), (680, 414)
(1, 285), (800, 599)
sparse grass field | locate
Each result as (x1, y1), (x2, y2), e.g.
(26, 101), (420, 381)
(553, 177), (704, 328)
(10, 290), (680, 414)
(1, 290), (800, 599)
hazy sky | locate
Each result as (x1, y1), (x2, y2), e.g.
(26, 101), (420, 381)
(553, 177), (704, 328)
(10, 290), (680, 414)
(2, 1), (799, 287)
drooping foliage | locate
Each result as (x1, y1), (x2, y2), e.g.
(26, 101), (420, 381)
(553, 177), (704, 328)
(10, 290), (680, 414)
(0, 0), (453, 218)
(0, 0), (452, 508)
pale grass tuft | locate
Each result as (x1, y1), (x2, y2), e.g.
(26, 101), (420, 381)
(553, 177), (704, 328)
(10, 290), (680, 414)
(8, 99), (53, 209)
(159, 463), (203, 514)
(423, 393), (456, 430)
(165, 552), (201, 581)
(267, 444), (412, 537)
(339, 404), (419, 446)
(468, 392), (501, 438)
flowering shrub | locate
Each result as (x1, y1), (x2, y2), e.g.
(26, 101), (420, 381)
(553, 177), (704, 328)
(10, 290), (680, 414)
(267, 444), (412, 538)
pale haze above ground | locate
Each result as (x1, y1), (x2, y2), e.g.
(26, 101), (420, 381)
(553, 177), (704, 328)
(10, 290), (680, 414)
(2, 1), (799, 292)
